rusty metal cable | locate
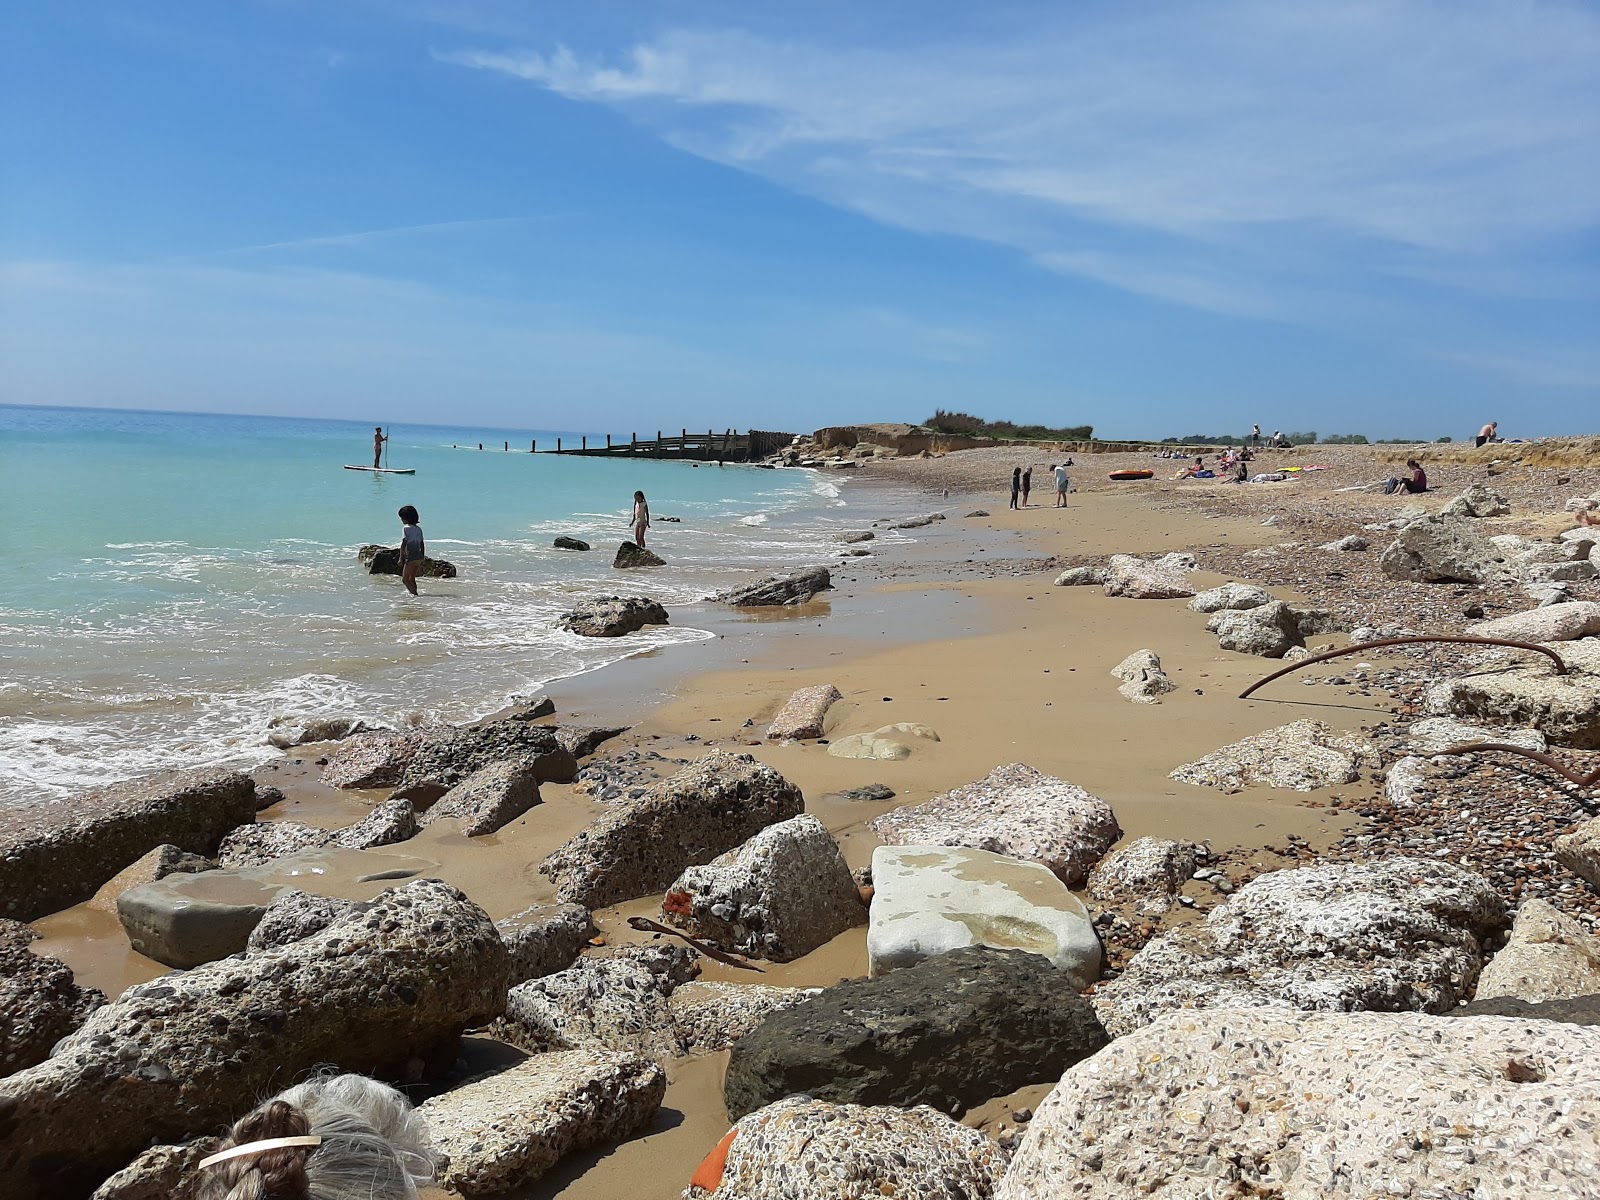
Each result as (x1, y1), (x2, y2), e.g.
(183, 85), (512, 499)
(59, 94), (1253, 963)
(1238, 636), (1569, 700)
(1433, 742), (1600, 788)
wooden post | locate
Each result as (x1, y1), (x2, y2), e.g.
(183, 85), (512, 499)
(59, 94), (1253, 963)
(531, 439), (536, 453)
(582, 435), (587, 450)
(606, 434), (612, 448)
(632, 432), (637, 446)
(556, 437), (561, 452)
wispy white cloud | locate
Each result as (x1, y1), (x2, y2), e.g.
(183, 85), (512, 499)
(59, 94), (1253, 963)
(202, 216), (533, 258)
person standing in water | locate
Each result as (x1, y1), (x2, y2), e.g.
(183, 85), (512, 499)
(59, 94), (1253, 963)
(631, 490), (651, 547)
(1020, 466), (1033, 507)
(1009, 467), (1021, 510)
(372, 426), (387, 469)
(397, 505), (424, 596)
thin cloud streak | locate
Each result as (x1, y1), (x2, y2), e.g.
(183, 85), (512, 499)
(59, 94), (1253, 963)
(202, 216), (535, 258)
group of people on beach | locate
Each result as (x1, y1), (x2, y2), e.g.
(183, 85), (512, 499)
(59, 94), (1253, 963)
(1009, 461), (1073, 509)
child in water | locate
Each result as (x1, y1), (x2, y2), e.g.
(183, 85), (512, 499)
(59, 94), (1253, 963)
(398, 505), (424, 596)
(631, 491), (651, 548)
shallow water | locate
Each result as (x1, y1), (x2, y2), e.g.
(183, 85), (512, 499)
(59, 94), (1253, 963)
(0, 405), (888, 803)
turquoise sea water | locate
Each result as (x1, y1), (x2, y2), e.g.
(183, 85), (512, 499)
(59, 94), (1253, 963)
(0, 405), (875, 804)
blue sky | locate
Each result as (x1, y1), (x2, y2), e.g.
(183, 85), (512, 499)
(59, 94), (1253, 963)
(2, 1), (1596, 439)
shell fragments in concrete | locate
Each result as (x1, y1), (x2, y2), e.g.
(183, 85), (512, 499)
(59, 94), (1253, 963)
(1170, 719), (1379, 792)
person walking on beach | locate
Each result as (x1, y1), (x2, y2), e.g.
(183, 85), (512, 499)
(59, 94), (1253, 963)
(1020, 467), (1033, 507)
(397, 505), (424, 596)
(1009, 467), (1022, 510)
(372, 426), (388, 469)
(1383, 459), (1428, 495)
(631, 490), (651, 547)
(1251, 424), (1261, 447)
(1476, 421), (1498, 448)
(1052, 462), (1070, 507)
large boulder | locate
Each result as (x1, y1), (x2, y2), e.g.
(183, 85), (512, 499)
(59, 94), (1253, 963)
(558, 596), (670, 637)
(1471, 600), (1600, 643)
(714, 565), (833, 607)
(1086, 836), (1202, 915)
(420, 759), (542, 836)
(0, 767), (257, 922)
(1101, 553), (1195, 599)
(540, 752), (805, 909)
(1451, 992), (1600, 1025)
(420, 1051), (666, 1196)
(87, 1139), (219, 1200)
(1444, 482), (1511, 518)
(1091, 857), (1507, 1037)
(497, 951), (687, 1061)
(1053, 565), (1106, 586)
(867, 845), (1100, 988)
(0, 878), (510, 1200)
(1207, 599), (1305, 658)
(552, 535), (591, 551)
(613, 541), (666, 568)
(764, 684), (843, 740)
(0, 920), (104, 1079)
(1170, 719), (1379, 791)
(84, 844), (214, 915)
(358, 544), (456, 578)
(724, 947), (1107, 1120)
(998, 1007), (1600, 1200)
(669, 982), (822, 1054)
(1424, 636), (1600, 749)
(1556, 815), (1600, 889)
(1378, 513), (1507, 583)
(686, 1097), (1003, 1200)
(390, 720), (577, 805)
(870, 763), (1120, 887)
(319, 729), (425, 789)
(663, 816), (865, 962)
(496, 903), (595, 985)
(1475, 899), (1600, 1003)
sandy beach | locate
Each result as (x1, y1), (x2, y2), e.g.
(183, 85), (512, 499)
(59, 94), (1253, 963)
(17, 439), (1600, 1199)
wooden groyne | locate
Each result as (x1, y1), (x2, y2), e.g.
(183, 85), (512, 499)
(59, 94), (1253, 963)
(536, 429), (795, 463)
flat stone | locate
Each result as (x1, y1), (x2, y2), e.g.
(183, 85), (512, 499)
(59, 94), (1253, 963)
(765, 684), (843, 740)
(1189, 582), (1272, 613)
(669, 982), (822, 1054)
(541, 752), (805, 909)
(319, 730), (424, 789)
(1475, 898), (1600, 1003)
(1471, 600), (1600, 642)
(664, 815), (865, 962)
(421, 759), (543, 837)
(0, 767), (257, 922)
(686, 1097), (1003, 1200)
(867, 845), (1101, 989)
(1555, 815), (1600, 890)
(1406, 716), (1546, 754)
(1101, 554), (1194, 599)
(1424, 636), (1600, 748)
(84, 845), (214, 916)
(714, 566), (833, 606)
(871, 763), (1120, 886)
(497, 954), (687, 1061)
(998, 1008), (1600, 1200)
(421, 1051), (666, 1196)
(1171, 719), (1379, 791)
(496, 903), (595, 985)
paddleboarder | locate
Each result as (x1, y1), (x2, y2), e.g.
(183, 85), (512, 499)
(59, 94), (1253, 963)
(373, 426), (388, 469)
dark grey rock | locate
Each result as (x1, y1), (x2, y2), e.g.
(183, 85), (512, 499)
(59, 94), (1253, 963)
(553, 536), (591, 551)
(714, 566), (833, 607)
(420, 759), (543, 837)
(504, 693), (556, 720)
(1450, 993), (1600, 1026)
(0, 920), (104, 1079)
(553, 724), (628, 758)
(251, 785), (285, 811)
(614, 541), (666, 568)
(837, 783), (896, 801)
(558, 596), (670, 637)
(389, 720), (578, 807)
(356, 544), (457, 578)
(724, 947), (1107, 1120)
(839, 531), (875, 543)
(264, 714), (369, 749)
(1, 878), (509, 1200)
(0, 768), (257, 922)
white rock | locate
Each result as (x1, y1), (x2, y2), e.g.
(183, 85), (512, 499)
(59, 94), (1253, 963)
(1053, 565), (1105, 586)
(1383, 756), (1429, 807)
(1475, 899), (1600, 1003)
(663, 815), (865, 962)
(870, 763), (1121, 886)
(866, 844), (1101, 989)
(1406, 716), (1547, 754)
(1101, 554), (1195, 599)
(668, 981), (821, 1054)
(998, 1008), (1600, 1200)
(1525, 559), (1599, 584)
(1109, 649), (1177, 704)
(1206, 600), (1304, 658)
(1443, 482), (1511, 518)
(1086, 837), (1201, 915)
(1555, 815), (1600, 890)
(1425, 635), (1600, 748)
(495, 903), (595, 985)
(497, 955), (686, 1060)
(1170, 719), (1379, 792)
(1317, 534), (1368, 552)
(1471, 602), (1600, 642)
(1189, 582), (1272, 613)
(1378, 513), (1507, 583)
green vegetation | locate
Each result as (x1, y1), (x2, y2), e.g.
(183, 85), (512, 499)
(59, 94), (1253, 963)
(923, 410), (1094, 442)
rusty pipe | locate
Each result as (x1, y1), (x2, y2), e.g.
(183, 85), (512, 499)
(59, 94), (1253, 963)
(1238, 636), (1568, 700)
(1434, 742), (1600, 788)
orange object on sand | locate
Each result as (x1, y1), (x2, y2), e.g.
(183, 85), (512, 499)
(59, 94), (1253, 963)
(690, 1129), (737, 1193)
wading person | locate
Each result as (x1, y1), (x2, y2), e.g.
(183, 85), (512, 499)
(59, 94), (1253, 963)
(631, 490), (651, 547)
(398, 505), (424, 596)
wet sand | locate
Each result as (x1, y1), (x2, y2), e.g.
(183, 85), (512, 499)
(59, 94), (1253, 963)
(33, 475), (1393, 1200)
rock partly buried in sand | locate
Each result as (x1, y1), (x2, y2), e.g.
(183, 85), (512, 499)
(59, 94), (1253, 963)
(838, 530), (875, 543)
(217, 798), (420, 868)
(264, 713), (371, 749)
(714, 565), (833, 606)
(497, 951), (688, 1061)
(1189, 582), (1272, 613)
(614, 541), (666, 568)
(1086, 836), (1202, 915)
(1444, 482), (1512, 518)
(663, 815), (865, 963)
(391, 720), (577, 805)
(998, 1007), (1600, 1200)
(1378, 513), (1507, 583)
(1405, 715), (1546, 754)
(887, 513), (946, 530)
(1555, 815), (1600, 890)
(1470, 599), (1600, 643)
(319, 729), (425, 789)
(552, 723), (628, 759)
(725, 947), (1108, 1120)
(1109, 648), (1177, 703)
(1318, 533), (1369, 551)
(420, 759), (543, 836)
(1206, 599), (1305, 658)
(85, 844), (214, 915)
(687, 1096), (1004, 1200)
(540, 751), (805, 909)
(421, 1051), (666, 1197)
(1475, 898), (1600, 1004)
(0, 767), (257, 923)
(0, 919), (104, 1080)
(1171, 719), (1379, 792)
(764, 684), (843, 740)
(1053, 565), (1106, 586)
(1424, 636), (1600, 748)
(496, 903), (595, 985)
(559, 595), (670, 637)
(1, 878), (509, 1200)
(1101, 553), (1195, 599)
(870, 763), (1120, 887)
(669, 981), (822, 1054)
(553, 535), (591, 551)
(835, 782), (895, 801)
(1090, 857), (1506, 1037)
(825, 721), (939, 760)
(335, 796), (419, 848)
(357, 544), (457, 578)
(867, 845), (1101, 988)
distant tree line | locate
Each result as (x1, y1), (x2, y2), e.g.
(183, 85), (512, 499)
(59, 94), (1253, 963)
(924, 410), (1094, 442)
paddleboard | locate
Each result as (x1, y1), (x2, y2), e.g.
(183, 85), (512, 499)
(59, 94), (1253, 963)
(1109, 469), (1155, 481)
(344, 465), (416, 475)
